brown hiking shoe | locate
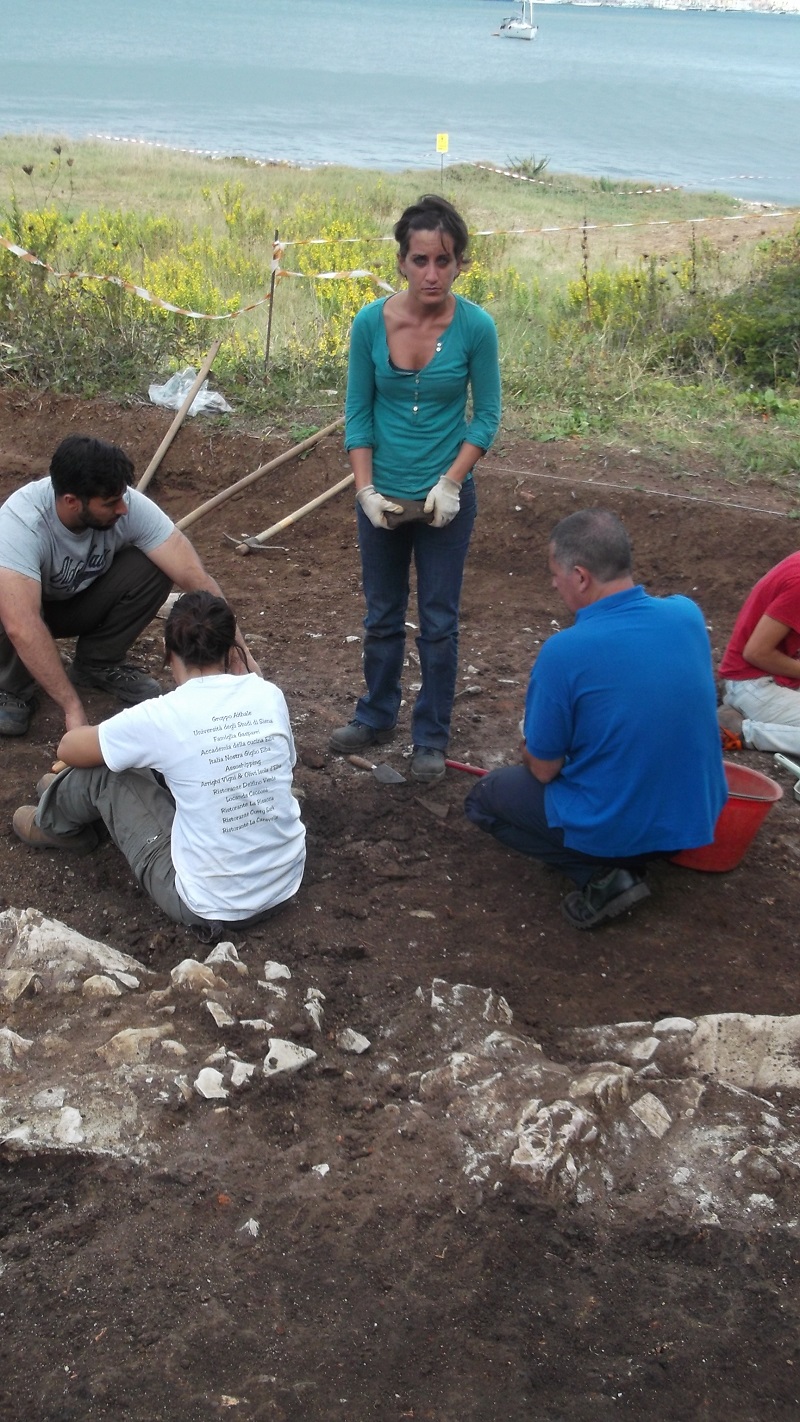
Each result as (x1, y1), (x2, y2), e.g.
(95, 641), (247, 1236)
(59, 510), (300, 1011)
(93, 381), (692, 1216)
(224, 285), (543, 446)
(12, 805), (99, 855)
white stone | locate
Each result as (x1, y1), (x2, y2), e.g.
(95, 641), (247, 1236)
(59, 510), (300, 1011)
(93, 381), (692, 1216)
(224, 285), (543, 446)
(510, 1101), (594, 1187)
(430, 979), (513, 1025)
(628, 1037), (660, 1064)
(109, 970), (140, 990)
(206, 1000), (236, 1028)
(685, 1013), (800, 1091)
(653, 1017), (697, 1036)
(159, 1039), (188, 1058)
(304, 998), (324, 1031)
(570, 1065), (634, 1111)
(82, 974), (123, 999)
(31, 1087), (65, 1110)
(205, 942), (248, 977)
(170, 959), (225, 993)
(0, 907), (150, 991)
(630, 1092), (673, 1138)
(263, 1038), (317, 1077)
(0, 1027), (33, 1069)
(240, 1019), (271, 1032)
(263, 961), (291, 981)
(337, 1028), (371, 1055)
(194, 1068), (228, 1100)
(230, 1061), (256, 1087)
(258, 982), (287, 1000)
(0, 969), (37, 1003)
(54, 1106), (84, 1145)
(312, 1163), (330, 1177)
(96, 1026), (169, 1066)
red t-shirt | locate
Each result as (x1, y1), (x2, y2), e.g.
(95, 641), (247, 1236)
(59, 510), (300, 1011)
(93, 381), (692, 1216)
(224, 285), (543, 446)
(720, 551), (800, 687)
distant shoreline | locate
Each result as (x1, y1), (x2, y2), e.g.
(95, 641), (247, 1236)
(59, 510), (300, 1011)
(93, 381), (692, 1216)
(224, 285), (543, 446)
(519, 0), (800, 11)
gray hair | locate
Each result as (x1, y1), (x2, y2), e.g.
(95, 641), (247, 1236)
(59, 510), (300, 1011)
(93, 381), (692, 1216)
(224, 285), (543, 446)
(550, 509), (632, 582)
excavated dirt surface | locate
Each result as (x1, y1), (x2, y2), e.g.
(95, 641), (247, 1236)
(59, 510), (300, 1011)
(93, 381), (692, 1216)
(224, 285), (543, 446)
(2, 389), (800, 1420)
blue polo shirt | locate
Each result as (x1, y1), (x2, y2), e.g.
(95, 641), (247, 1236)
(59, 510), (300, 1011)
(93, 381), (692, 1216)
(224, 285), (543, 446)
(524, 586), (727, 857)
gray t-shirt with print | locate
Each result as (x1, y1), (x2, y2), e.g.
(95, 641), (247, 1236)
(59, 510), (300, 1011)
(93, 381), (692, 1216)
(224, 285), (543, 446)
(0, 477), (175, 601)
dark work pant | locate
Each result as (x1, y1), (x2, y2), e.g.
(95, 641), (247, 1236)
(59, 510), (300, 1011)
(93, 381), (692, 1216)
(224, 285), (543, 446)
(0, 548), (172, 699)
(37, 764), (293, 934)
(464, 765), (648, 889)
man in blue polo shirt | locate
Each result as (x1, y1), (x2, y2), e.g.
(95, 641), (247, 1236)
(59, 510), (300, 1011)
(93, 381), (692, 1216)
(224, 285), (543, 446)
(465, 508), (727, 928)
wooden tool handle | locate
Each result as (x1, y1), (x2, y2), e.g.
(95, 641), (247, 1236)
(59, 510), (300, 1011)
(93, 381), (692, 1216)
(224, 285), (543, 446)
(347, 755), (375, 771)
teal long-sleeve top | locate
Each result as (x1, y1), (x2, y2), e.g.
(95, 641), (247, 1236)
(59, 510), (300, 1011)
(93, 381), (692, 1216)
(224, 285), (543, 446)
(344, 293), (502, 501)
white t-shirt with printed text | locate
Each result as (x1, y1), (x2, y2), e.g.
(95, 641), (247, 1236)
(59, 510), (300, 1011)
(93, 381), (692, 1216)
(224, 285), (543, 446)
(98, 673), (306, 921)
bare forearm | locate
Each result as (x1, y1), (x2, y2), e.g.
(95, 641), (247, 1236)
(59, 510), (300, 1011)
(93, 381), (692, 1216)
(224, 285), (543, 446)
(6, 619), (85, 722)
(348, 448), (374, 493)
(742, 647), (800, 680)
(443, 442), (485, 487)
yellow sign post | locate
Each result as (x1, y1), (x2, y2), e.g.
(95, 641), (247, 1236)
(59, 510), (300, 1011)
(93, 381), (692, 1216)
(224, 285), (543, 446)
(436, 133), (449, 190)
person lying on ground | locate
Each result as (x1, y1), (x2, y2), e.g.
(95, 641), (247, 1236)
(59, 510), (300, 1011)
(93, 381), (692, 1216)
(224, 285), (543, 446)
(0, 434), (259, 738)
(463, 508), (727, 929)
(12, 591), (306, 943)
(718, 551), (800, 754)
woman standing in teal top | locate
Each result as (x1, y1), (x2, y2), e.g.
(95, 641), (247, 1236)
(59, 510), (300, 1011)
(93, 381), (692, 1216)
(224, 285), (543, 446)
(329, 195), (501, 783)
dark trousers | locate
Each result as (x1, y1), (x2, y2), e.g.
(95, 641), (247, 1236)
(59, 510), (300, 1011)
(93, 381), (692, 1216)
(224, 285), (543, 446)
(354, 479), (477, 750)
(0, 548), (172, 699)
(464, 765), (648, 889)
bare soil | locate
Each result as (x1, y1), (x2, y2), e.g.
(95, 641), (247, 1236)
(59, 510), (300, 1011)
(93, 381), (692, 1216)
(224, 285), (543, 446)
(2, 389), (800, 1421)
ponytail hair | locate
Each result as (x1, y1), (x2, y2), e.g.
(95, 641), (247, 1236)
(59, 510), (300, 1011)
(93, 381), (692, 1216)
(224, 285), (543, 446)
(164, 590), (246, 671)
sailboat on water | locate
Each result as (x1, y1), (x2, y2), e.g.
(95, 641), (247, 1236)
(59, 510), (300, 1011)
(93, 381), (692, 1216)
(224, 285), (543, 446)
(494, 0), (538, 41)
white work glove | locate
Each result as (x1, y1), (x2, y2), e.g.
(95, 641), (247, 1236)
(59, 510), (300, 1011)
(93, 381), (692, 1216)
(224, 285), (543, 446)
(356, 484), (403, 530)
(423, 475), (461, 529)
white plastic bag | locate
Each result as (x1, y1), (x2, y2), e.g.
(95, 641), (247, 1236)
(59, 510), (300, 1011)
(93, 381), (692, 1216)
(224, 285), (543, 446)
(148, 367), (233, 417)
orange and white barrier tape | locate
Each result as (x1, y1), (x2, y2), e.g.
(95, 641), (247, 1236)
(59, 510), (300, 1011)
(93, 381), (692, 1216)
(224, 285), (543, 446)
(1, 204), (792, 323)
(0, 236), (394, 321)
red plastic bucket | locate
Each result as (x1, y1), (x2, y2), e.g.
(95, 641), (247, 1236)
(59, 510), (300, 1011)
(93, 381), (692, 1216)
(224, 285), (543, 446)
(671, 760), (783, 873)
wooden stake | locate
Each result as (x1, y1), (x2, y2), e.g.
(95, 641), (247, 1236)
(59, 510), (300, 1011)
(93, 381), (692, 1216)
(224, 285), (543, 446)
(176, 416), (344, 532)
(263, 230), (279, 374)
(234, 474), (354, 554)
(137, 338), (223, 493)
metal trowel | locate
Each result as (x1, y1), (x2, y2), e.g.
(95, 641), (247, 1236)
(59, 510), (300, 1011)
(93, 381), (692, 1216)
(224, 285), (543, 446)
(774, 753), (800, 802)
(347, 754), (406, 785)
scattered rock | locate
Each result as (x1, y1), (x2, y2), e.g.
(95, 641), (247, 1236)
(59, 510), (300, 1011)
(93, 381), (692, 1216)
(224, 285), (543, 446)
(263, 1038), (317, 1077)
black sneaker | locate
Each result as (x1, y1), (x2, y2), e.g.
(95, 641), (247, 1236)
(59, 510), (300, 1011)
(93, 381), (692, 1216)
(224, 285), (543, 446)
(329, 720), (395, 753)
(410, 747), (446, 783)
(68, 660), (162, 705)
(561, 867), (650, 930)
(0, 689), (32, 737)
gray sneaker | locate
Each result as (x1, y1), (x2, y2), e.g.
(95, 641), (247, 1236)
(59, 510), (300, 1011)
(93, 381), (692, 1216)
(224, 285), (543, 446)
(68, 660), (162, 705)
(0, 690), (32, 737)
(329, 721), (395, 753)
(410, 747), (446, 783)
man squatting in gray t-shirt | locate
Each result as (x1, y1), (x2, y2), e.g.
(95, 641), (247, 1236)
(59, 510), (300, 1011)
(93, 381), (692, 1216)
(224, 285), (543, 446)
(0, 434), (260, 736)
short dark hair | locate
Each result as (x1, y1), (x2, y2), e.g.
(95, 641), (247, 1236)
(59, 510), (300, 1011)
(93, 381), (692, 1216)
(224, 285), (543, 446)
(394, 194), (470, 263)
(550, 509), (632, 582)
(50, 436), (134, 501)
(164, 590), (245, 671)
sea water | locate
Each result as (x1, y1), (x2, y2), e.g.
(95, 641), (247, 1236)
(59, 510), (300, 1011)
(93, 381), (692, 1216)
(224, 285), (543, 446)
(0, 0), (798, 205)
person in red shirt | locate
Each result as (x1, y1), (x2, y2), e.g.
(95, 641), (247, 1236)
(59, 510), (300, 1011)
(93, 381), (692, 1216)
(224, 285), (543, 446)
(719, 551), (800, 753)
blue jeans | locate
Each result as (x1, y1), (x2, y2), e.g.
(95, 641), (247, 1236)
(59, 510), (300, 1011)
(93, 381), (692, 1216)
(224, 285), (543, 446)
(464, 765), (649, 889)
(354, 479), (477, 750)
